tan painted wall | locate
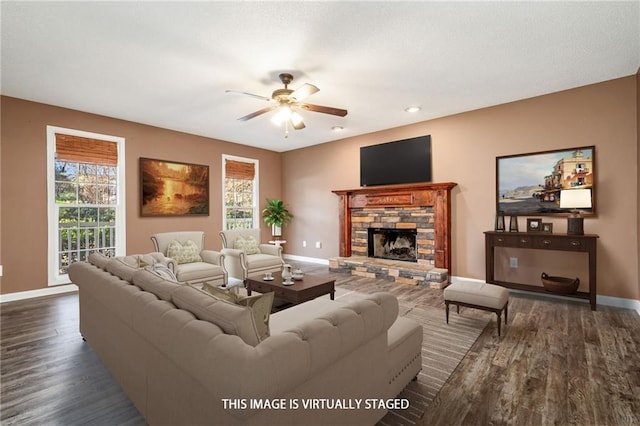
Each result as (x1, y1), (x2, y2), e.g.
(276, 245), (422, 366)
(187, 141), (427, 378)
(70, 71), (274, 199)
(0, 96), (281, 294)
(283, 76), (639, 300)
(2, 76), (637, 300)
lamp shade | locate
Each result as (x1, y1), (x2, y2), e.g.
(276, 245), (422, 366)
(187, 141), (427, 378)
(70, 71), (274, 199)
(559, 188), (592, 209)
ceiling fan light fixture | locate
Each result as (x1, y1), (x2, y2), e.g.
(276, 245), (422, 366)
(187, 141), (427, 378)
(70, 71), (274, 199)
(290, 111), (304, 127)
(271, 105), (292, 126)
(232, 72), (348, 134)
(332, 126), (344, 132)
(405, 105), (422, 113)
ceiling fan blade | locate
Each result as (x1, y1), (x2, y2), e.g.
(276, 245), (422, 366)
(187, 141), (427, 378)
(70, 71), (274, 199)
(292, 119), (306, 130)
(238, 105), (278, 121)
(225, 90), (272, 102)
(300, 103), (348, 117)
(290, 83), (319, 102)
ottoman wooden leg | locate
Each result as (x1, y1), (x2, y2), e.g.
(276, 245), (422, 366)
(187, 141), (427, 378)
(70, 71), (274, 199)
(445, 301), (450, 324)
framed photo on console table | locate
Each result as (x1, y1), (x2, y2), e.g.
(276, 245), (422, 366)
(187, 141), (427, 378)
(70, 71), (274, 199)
(527, 218), (542, 232)
(496, 146), (595, 216)
(140, 158), (209, 217)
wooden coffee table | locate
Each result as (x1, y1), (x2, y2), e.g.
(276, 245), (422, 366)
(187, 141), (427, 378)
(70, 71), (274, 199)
(245, 272), (335, 305)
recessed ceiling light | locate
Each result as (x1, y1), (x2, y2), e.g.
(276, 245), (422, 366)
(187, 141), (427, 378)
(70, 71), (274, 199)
(405, 106), (422, 113)
(332, 126), (344, 131)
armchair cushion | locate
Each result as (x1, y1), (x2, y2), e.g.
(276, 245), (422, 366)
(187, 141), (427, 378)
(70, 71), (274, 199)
(167, 240), (203, 264)
(175, 262), (223, 283)
(233, 235), (261, 255)
(245, 253), (284, 270)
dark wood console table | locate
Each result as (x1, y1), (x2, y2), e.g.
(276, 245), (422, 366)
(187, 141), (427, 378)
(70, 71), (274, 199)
(484, 231), (599, 310)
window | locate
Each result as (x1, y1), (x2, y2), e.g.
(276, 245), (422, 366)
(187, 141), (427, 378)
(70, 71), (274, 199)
(222, 155), (259, 230)
(47, 126), (126, 285)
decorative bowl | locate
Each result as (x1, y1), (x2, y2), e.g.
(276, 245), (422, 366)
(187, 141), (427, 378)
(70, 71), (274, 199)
(541, 272), (579, 294)
(292, 273), (304, 281)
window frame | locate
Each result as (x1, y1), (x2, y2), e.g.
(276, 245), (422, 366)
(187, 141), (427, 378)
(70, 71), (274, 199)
(46, 126), (126, 285)
(221, 154), (259, 231)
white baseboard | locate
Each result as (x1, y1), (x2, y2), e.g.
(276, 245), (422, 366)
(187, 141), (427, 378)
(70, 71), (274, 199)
(598, 295), (640, 315)
(0, 284), (78, 303)
(451, 275), (640, 315)
(282, 254), (329, 265)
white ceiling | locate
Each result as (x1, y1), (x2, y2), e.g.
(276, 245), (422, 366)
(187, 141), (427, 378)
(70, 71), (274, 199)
(2, 1), (639, 152)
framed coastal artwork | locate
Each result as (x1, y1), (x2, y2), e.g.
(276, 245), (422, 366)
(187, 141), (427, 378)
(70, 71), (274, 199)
(496, 146), (595, 216)
(140, 158), (209, 216)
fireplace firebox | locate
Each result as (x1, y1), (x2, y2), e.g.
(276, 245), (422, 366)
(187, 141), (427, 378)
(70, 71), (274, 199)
(368, 228), (417, 262)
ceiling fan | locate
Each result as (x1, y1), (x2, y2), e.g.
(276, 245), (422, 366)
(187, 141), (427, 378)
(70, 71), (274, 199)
(227, 73), (347, 137)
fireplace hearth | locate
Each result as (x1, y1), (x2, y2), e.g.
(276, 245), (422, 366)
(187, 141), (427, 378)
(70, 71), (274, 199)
(368, 228), (417, 262)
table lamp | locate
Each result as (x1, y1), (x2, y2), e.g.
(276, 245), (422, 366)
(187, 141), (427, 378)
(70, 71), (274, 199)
(559, 188), (592, 235)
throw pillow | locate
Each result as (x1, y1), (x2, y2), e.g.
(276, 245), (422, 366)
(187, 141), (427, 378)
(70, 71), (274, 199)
(136, 254), (157, 268)
(147, 263), (178, 282)
(166, 240), (203, 264)
(237, 292), (274, 341)
(172, 285), (261, 347)
(202, 284), (274, 342)
(233, 236), (261, 255)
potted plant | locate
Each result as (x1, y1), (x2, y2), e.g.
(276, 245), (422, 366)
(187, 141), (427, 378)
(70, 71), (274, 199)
(262, 198), (293, 238)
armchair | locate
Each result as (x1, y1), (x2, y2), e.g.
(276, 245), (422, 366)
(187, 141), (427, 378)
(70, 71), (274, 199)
(219, 228), (284, 282)
(150, 231), (227, 287)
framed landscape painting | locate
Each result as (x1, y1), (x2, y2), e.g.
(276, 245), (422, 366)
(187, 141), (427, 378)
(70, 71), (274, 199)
(140, 158), (209, 216)
(496, 146), (595, 216)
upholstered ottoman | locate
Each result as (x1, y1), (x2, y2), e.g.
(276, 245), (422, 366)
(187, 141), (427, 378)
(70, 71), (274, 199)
(444, 281), (509, 336)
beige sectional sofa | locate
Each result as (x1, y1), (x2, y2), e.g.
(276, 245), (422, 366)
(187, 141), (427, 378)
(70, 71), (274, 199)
(68, 254), (423, 425)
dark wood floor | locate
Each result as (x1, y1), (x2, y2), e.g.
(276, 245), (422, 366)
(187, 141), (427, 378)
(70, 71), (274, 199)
(2, 262), (639, 425)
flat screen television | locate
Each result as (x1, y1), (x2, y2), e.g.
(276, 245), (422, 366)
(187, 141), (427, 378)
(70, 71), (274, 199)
(360, 135), (432, 187)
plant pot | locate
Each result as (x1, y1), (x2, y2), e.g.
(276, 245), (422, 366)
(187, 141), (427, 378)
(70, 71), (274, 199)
(541, 272), (579, 294)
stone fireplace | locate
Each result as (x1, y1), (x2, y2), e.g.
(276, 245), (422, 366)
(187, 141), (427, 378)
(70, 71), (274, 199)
(368, 228), (417, 262)
(330, 182), (457, 287)
(352, 205), (435, 266)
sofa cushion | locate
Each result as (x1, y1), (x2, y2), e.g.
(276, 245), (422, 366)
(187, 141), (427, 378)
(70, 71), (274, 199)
(171, 285), (261, 346)
(167, 240), (203, 264)
(133, 269), (182, 301)
(233, 235), (260, 255)
(105, 257), (139, 282)
(202, 284), (274, 341)
(88, 252), (111, 270)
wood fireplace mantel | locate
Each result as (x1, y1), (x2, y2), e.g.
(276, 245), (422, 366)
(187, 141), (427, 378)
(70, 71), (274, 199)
(332, 182), (458, 273)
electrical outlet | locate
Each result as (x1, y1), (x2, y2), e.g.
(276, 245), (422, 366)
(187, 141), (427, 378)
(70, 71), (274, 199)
(302, 241), (307, 248)
(315, 241), (322, 249)
(509, 257), (518, 268)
